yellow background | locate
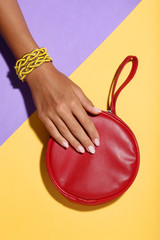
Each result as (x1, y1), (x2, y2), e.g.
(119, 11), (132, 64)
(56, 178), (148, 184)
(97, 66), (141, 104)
(0, 0), (160, 239)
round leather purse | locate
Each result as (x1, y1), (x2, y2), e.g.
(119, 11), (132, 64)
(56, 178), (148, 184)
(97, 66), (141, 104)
(46, 56), (140, 205)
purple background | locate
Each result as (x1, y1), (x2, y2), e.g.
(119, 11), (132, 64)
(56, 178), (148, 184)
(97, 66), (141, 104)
(0, 0), (141, 145)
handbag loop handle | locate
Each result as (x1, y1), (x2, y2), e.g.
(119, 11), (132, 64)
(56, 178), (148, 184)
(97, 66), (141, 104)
(108, 56), (138, 115)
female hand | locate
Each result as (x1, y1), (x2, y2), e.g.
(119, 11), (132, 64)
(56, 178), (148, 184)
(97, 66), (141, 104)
(26, 62), (101, 154)
(0, 0), (101, 154)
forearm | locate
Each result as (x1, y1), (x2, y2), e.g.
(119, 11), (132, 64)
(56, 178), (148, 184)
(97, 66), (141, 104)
(0, 0), (38, 59)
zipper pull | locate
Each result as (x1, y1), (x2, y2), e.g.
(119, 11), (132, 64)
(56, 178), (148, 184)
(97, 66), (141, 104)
(107, 110), (112, 114)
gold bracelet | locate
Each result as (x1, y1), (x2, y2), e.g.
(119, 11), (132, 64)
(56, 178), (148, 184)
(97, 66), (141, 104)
(14, 47), (52, 82)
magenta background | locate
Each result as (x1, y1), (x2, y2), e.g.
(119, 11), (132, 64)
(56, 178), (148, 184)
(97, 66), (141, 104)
(0, 0), (141, 145)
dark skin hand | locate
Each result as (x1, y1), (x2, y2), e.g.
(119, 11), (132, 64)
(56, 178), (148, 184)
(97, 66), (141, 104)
(0, 0), (101, 154)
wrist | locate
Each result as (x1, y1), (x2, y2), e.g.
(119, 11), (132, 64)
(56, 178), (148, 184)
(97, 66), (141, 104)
(25, 61), (56, 88)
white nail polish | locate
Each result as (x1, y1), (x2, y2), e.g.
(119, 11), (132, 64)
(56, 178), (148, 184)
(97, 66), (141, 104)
(93, 107), (102, 113)
(62, 141), (69, 148)
(94, 138), (100, 146)
(77, 145), (85, 153)
(88, 145), (95, 154)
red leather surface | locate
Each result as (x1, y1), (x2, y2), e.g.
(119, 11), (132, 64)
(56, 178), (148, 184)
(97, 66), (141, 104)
(46, 111), (140, 205)
(46, 56), (140, 205)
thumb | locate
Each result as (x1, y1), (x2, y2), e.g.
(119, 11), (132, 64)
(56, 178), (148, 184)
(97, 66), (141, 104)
(73, 86), (102, 115)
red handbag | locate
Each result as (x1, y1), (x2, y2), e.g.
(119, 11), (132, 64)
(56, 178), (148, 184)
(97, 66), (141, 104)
(46, 56), (140, 205)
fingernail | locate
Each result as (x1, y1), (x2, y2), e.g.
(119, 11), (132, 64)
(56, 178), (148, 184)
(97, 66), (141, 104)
(88, 145), (95, 154)
(77, 145), (85, 153)
(62, 141), (69, 148)
(93, 107), (102, 113)
(94, 138), (100, 146)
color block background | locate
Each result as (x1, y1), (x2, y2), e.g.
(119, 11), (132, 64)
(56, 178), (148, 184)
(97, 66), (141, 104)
(0, 0), (160, 239)
(0, 0), (141, 146)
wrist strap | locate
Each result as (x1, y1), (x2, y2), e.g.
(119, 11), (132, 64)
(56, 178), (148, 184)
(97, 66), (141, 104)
(108, 56), (138, 115)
